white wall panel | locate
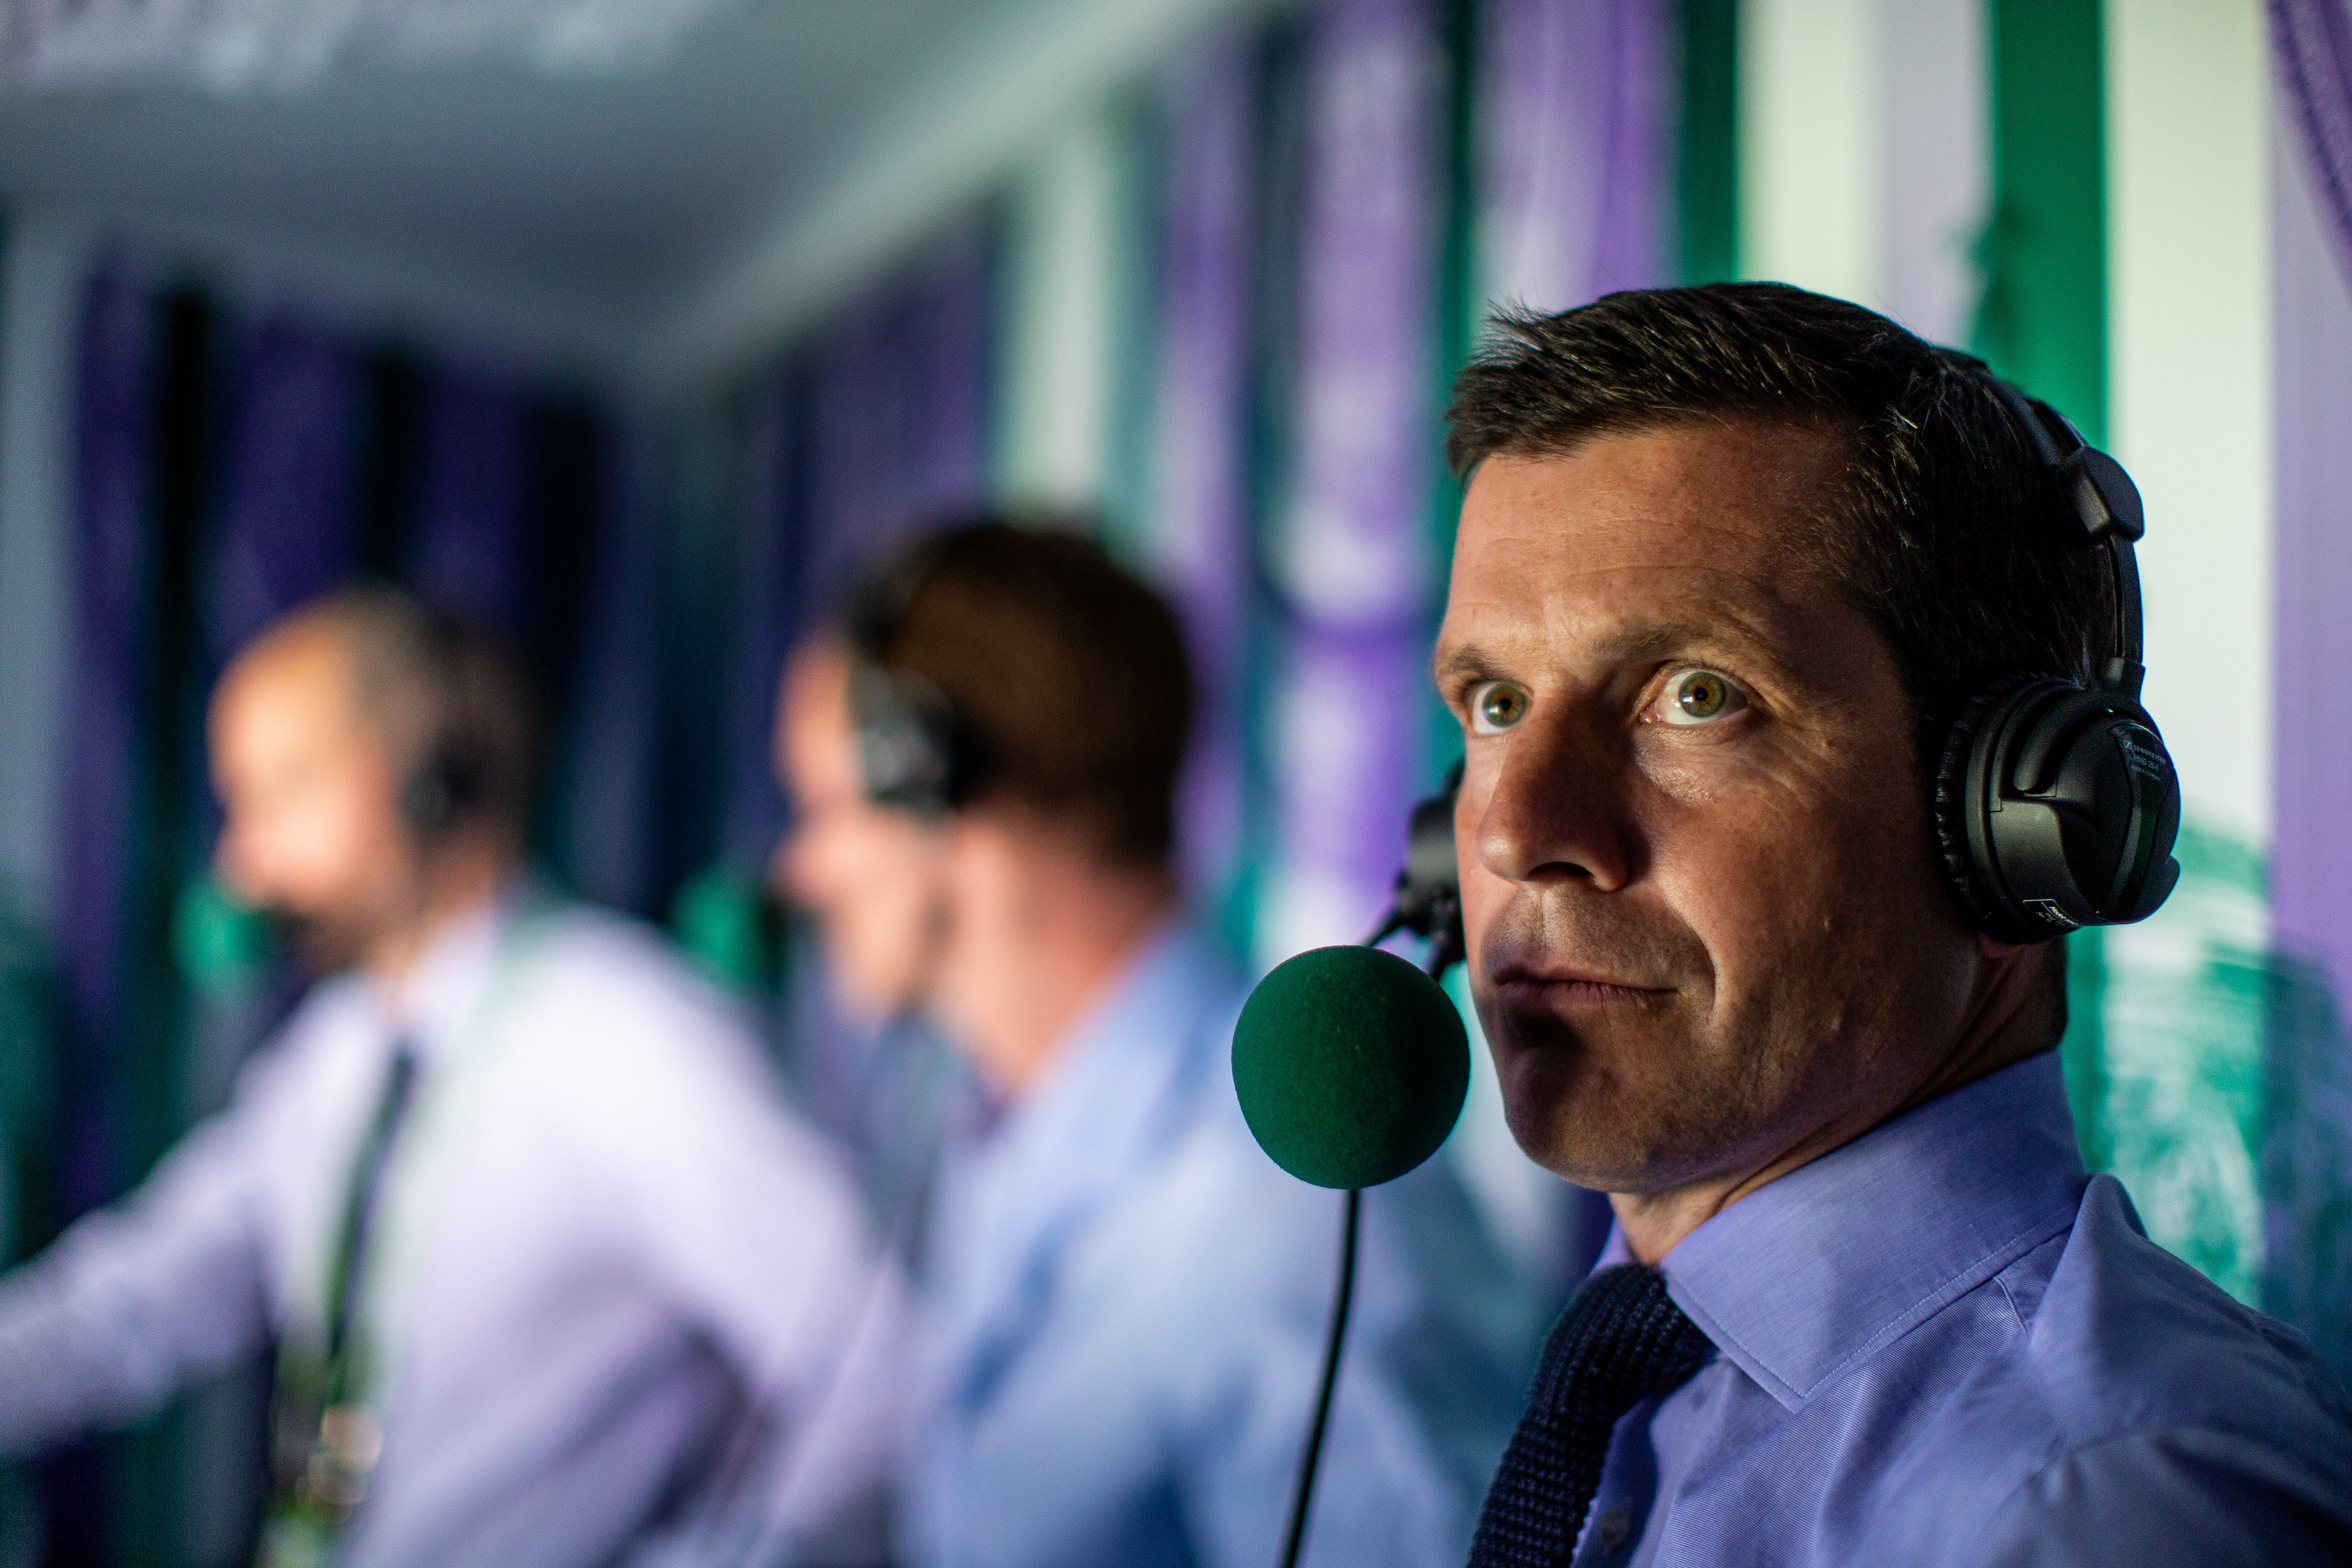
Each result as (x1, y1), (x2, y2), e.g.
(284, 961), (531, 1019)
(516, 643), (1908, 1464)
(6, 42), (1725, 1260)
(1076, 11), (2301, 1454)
(995, 109), (1128, 512)
(1740, 0), (1882, 308)
(1879, 0), (1986, 344)
(2106, 0), (2273, 847)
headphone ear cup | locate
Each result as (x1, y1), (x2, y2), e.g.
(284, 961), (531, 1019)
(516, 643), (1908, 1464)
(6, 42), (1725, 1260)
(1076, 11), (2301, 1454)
(400, 754), (476, 843)
(851, 668), (968, 819)
(1932, 678), (2033, 939)
(1935, 676), (2181, 944)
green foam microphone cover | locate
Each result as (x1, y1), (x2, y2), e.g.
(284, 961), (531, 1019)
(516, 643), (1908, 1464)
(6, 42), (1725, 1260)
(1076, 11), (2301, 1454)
(1232, 945), (1471, 1190)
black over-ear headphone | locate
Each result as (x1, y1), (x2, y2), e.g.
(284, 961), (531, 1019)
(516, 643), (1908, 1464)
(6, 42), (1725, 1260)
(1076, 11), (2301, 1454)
(844, 536), (986, 821)
(394, 610), (489, 847)
(1384, 373), (2182, 969)
(1930, 376), (2180, 944)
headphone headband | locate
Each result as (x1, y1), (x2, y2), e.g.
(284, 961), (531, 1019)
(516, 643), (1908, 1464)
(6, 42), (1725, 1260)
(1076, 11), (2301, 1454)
(1974, 371), (2148, 687)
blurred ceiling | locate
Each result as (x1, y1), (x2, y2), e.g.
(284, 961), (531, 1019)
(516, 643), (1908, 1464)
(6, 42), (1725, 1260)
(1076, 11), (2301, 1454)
(0, 0), (1260, 392)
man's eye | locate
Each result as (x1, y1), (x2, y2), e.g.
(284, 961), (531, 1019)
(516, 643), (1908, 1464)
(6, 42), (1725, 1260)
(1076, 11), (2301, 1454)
(1467, 681), (1530, 734)
(1652, 668), (1747, 727)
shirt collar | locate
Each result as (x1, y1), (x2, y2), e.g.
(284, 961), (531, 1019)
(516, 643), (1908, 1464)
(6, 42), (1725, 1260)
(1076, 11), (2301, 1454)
(373, 884), (524, 1062)
(1654, 1051), (2088, 1411)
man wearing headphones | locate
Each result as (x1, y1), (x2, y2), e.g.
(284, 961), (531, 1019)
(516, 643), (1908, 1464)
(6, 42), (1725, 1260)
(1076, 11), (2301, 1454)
(1437, 285), (2350, 1566)
(773, 522), (1533, 1568)
(0, 589), (901, 1566)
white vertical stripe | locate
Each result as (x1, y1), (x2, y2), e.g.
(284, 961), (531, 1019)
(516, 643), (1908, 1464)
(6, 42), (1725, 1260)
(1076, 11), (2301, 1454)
(1740, 0), (1882, 308)
(2106, 0), (2273, 847)
(0, 213), (86, 935)
(995, 109), (1127, 513)
(1878, 0), (1987, 344)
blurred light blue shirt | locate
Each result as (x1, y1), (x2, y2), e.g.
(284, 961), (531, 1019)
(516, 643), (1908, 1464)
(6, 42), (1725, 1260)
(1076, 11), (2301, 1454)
(904, 922), (1535, 1568)
(1579, 1052), (2352, 1567)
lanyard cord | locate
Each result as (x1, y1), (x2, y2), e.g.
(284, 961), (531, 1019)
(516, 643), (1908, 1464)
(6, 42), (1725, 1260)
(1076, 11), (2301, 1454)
(320, 1042), (421, 1407)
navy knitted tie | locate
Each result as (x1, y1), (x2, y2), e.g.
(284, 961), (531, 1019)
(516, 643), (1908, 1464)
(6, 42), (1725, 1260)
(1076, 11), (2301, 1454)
(1468, 1264), (1715, 1568)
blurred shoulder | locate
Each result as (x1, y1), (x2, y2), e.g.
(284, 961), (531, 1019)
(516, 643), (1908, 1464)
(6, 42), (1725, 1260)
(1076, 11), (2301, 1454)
(515, 903), (758, 1045)
(500, 903), (799, 1108)
(1117, 1051), (1361, 1313)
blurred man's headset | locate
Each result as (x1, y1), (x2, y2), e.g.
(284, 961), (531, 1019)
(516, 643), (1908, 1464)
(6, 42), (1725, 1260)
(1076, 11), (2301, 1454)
(843, 535), (988, 821)
(392, 607), (493, 848)
(1383, 372), (2181, 970)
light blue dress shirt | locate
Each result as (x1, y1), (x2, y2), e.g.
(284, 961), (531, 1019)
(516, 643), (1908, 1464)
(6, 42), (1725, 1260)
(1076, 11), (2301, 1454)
(904, 922), (1536, 1568)
(1577, 1051), (2352, 1567)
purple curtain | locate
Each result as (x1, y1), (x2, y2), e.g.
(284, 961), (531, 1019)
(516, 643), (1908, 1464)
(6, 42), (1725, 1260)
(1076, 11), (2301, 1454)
(1477, 0), (1670, 311)
(405, 360), (613, 877)
(1261, 0), (1448, 960)
(795, 235), (995, 613)
(407, 366), (532, 634)
(56, 265), (162, 1222)
(2272, 0), (2352, 294)
(717, 373), (812, 874)
(1144, 37), (1261, 927)
(203, 314), (366, 662)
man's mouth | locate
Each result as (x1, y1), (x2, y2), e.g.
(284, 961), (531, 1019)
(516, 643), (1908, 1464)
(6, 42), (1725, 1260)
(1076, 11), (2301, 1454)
(1490, 964), (1672, 1009)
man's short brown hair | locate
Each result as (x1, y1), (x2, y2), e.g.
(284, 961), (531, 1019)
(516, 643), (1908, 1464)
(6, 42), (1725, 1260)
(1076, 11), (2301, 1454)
(855, 519), (1192, 865)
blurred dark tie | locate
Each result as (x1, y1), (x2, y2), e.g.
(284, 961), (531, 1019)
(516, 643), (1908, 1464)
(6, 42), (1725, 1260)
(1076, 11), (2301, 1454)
(1468, 1263), (1715, 1568)
(325, 1039), (421, 1384)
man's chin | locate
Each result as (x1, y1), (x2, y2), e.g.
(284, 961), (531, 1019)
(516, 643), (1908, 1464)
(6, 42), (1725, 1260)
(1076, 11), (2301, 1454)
(266, 909), (368, 977)
(1491, 1033), (1702, 1192)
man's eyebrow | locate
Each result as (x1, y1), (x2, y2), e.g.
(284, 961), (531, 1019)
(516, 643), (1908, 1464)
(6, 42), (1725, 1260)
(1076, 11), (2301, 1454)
(1431, 643), (1504, 685)
(1432, 616), (1788, 686)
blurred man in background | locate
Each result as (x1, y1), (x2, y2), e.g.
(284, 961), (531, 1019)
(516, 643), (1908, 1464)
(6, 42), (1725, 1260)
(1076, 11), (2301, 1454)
(774, 520), (1530, 1568)
(0, 588), (900, 1568)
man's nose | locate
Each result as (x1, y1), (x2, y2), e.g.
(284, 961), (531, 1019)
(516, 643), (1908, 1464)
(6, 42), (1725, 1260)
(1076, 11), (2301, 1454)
(1472, 706), (1634, 892)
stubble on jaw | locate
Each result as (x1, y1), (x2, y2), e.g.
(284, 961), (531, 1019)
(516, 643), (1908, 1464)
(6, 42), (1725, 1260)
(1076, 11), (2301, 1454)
(1477, 886), (1952, 1202)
